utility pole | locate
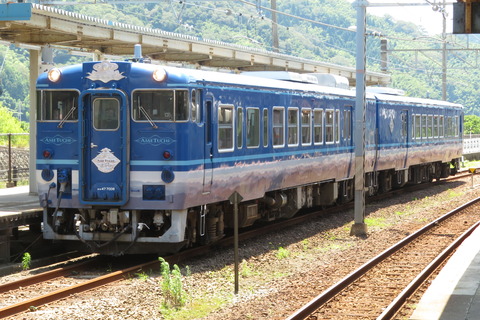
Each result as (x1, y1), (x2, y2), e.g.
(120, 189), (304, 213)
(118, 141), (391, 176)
(381, 38), (388, 72)
(442, 0), (447, 101)
(271, 0), (279, 52)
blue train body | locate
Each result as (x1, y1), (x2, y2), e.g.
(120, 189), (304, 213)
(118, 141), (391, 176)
(36, 59), (463, 255)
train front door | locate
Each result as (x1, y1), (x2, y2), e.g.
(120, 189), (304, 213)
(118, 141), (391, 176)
(79, 90), (129, 205)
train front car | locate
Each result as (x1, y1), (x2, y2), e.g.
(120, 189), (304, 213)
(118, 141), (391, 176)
(36, 61), (200, 255)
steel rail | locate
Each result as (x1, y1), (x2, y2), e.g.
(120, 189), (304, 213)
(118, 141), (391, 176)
(377, 220), (480, 320)
(0, 241), (217, 319)
(0, 258), (162, 318)
(0, 259), (97, 294)
(286, 196), (480, 320)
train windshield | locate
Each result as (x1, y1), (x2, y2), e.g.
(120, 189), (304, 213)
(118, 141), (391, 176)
(132, 90), (188, 122)
(37, 90), (78, 121)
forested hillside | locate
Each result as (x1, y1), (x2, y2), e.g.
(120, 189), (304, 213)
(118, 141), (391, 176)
(1, 0), (479, 125)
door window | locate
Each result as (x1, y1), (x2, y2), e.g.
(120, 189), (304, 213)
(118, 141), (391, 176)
(93, 98), (119, 130)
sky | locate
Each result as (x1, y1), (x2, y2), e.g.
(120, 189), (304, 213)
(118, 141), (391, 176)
(348, 0), (453, 35)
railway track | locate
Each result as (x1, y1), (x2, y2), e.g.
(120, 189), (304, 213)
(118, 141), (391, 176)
(0, 174), (474, 318)
(287, 197), (480, 320)
(0, 254), (166, 319)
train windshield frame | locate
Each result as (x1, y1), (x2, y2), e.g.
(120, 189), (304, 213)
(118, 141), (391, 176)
(36, 90), (79, 122)
(132, 89), (189, 123)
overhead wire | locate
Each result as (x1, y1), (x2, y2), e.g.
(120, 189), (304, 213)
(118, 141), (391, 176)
(63, 0), (480, 78)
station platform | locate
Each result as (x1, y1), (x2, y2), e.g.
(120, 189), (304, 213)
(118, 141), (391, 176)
(0, 185), (42, 229)
(410, 224), (480, 320)
(0, 186), (42, 263)
(0, 185), (41, 214)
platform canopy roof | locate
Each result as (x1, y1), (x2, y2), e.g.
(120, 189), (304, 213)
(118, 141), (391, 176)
(0, 2), (391, 86)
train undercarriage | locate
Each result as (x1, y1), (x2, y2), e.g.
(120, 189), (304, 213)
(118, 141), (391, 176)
(43, 159), (459, 255)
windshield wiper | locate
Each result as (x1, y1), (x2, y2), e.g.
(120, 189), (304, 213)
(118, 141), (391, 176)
(57, 104), (77, 129)
(139, 106), (158, 129)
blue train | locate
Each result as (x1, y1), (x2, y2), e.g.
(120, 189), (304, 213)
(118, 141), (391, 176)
(36, 53), (463, 255)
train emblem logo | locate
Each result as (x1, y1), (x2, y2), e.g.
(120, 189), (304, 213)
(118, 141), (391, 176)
(86, 61), (125, 83)
(92, 148), (121, 173)
(40, 135), (76, 146)
(135, 135), (175, 146)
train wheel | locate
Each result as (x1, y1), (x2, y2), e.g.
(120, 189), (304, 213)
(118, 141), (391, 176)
(378, 171), (393, 194)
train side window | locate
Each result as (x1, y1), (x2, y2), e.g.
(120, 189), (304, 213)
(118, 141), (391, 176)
(433, 116), (439, 138)
(247, 108), (260, 148)
(288, 108), (299, 146)
(335, 110), (340, 143)
(314, 109), (323, 145)
(301, 109), (312, 145)
(93, 98), (119, 131)
(273, 107), (285, 147)
(218, 105), (234, 151)
(38, 90), (78, 121)
(263, 109), (269, 147)
(412, 115), (415, 139)
(414, 115), (421, 139)
(439, 116), (444, 137)
(325, 110), (334, 144)
(237, 107), (243, 149)
(343, 109), (351, 141)
(446, 117), (452, 137)
(191, 89), (201, 123)
(454, 116), (459, 137)
(427, 115), (433, 138)
(421, 115), (427, 139)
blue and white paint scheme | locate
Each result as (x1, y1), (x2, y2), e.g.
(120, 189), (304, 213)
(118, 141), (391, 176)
(36, 54), (463, 255)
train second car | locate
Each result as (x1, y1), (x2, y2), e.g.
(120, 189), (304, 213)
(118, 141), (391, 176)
(35, 56), (463, 255)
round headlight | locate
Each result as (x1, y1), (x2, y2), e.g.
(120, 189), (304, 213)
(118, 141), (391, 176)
(47, 68), (61, 82)
(153, 68), (167, 82)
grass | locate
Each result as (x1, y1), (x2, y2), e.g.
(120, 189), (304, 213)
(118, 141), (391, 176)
(301, 239), (310, 251)
(135, 270), (150, 281)
(365, 217), (389, 229)
(461, 159), (480, 169)
(160, 294), (230, 320)
(21, 252), (31, 271)
(276, 247), (290, 259)
(240, 260), (260, 278)
(0, 179), (28, 189)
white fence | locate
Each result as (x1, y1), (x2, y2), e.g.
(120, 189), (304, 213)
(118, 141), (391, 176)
(464, 138), (480, 155)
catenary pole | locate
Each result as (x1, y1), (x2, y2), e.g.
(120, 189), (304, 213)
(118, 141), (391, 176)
(351, 0), (368, 237)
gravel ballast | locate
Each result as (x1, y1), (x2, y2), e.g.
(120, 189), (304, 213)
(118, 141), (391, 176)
(4, 177), (480, 320)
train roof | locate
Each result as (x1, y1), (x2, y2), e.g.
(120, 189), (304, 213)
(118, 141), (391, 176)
(157, 64), (463, 110)
(38, 61), (463, 110)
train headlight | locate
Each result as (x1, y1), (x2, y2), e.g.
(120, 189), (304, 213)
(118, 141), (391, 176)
(152, 68), (167, 82)
(47, 68), (62, 82)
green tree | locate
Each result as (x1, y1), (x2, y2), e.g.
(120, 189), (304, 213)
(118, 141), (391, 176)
(0, 103), (29, 147)
(464, 115), (480, 135)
